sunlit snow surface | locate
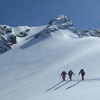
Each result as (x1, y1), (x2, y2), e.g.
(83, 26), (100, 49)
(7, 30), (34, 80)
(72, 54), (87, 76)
(0, 26), (100, 100)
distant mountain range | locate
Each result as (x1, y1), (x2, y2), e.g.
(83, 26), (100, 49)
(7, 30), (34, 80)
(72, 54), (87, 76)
(0, 15), (100, 54)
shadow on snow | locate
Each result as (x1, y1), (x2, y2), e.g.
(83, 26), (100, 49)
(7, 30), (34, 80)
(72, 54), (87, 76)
(53, 80), (70, 91)
(46, 78), (100, 92)
(85, 78), (100, 81)
(66, 81), (82, 90)
(45, 81), (63, 92)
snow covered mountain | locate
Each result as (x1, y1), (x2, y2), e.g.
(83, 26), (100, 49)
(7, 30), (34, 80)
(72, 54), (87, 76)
(0, 15), (81, 54)
(0, 25), (46, 54)
(34, 15), (81, 39)
(0, 15), (100, 100)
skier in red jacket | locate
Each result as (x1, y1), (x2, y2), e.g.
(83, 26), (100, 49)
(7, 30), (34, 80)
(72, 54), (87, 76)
(60, 71), (67, 81)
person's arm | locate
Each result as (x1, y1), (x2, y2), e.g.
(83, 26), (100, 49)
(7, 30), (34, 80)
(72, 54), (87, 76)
(60, 73), (62, 77)
(73, 72), (75, 76)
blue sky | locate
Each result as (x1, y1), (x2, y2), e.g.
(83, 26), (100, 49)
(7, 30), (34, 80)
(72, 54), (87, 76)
(0, 0), (100, 31)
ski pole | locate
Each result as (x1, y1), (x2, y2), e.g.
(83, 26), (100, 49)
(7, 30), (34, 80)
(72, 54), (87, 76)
(78, 75), (79, 81)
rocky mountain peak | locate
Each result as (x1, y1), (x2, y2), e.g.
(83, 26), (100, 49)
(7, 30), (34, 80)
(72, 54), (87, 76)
(47, 14), (73, 28)
(34, 15), (81, 38)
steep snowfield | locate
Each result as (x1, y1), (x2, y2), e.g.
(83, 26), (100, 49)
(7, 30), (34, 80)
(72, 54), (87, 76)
(50, 30), (79, 39)
(0, 27), (100, 100)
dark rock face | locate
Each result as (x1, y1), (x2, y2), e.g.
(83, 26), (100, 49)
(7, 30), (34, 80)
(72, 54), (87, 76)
(7, 35), (17, 44)
(82, 28), (100, 37)
(0, 25), (17, 54)
(16, 29), (30, 37)
(0, 25), (12, 35)
(16, 32), (27, 37)
(0, 36), (11, 54)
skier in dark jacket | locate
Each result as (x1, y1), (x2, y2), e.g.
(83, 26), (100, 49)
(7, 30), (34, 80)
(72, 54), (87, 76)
(60, 71), (67, 81)
(68, 70), (75, 80)
(78, 69), (85, 80)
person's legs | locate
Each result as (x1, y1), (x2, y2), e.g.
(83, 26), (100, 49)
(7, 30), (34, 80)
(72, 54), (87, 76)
(82, 75), (84, 80)
(62, 75), (65, 81)
(69, 75), (72, 80)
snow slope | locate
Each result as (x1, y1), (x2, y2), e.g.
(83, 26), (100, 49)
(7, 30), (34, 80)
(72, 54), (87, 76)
(0, 26), (100, 100)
